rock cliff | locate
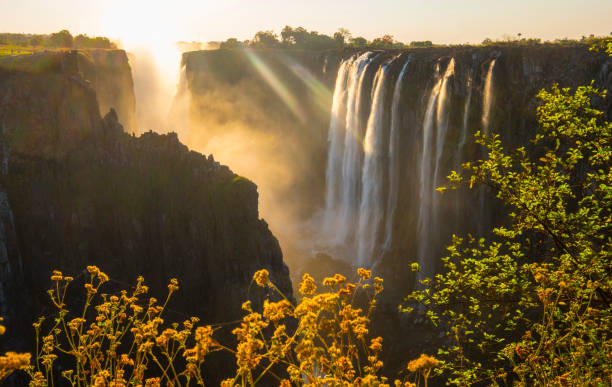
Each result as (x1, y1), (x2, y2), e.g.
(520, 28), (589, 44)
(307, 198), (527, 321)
(180, 44), (612, 375)
(0, 50), (292, 377)
(181, 45), (611, 283)
(77, 49), (136, 130)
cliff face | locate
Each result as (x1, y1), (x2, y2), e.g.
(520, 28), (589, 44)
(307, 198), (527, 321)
(181, 45), (611, 372)
(181, 45), (611, 280)
(181, 49), (337, 211)
(0, 51), (291, 366)
(77, 49), (136, 130)
(180, 49), (349, 270)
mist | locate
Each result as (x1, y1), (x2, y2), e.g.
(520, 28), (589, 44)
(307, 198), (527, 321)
(126, 46), (330, 277)
(181, 76), (329, 274)
(127, 45), (183, 134)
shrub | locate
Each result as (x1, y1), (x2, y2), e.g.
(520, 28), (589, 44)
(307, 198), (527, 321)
(1, 267), (434, 386)
(404, 81), (612, 384)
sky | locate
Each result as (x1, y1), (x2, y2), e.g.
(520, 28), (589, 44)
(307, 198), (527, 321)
(2, 0), (611, 47)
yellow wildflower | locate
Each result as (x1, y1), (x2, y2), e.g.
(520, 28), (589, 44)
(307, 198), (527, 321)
(253, 269), (270, 287)
(357, 268), (372, 280)
(299, 273), (316, 295)
(407, 354), (439, 372)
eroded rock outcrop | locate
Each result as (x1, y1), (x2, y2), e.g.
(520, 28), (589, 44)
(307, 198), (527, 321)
(77, 49), (136, 130)
(0, 51), (292, 373)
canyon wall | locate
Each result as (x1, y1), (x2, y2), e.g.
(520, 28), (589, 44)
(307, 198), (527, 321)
(77, 49), (136, 131)
(181, 45), (612, 371)
(181, 45), (611, 288)
(180, 49), (346, 271)
(0, 51), (291, 382)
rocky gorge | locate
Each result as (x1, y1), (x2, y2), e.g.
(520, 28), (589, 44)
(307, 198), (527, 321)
(0, 42), (610, 382)
(0, 50), (291, 384)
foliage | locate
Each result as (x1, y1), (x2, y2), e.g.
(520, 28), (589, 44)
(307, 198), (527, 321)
(369, 35), (405, 49)
(1, 267), (436, 386)
(349, 37), (368, 48)
(409, 41), (433, 48)
(279, 26), (341, 49)
(590, 37), (612, 55)
(220, 38), (245, 50)
(74, 34), (115, 49)
(251, 30), (282, 49)
(0, 318), (31, 380)
(46, 30), (74, 48)
(404, 78), (612, 385)
(217, 27), (409, 50)
(0, 30), (116, 54)
(480, 34), (611, 48)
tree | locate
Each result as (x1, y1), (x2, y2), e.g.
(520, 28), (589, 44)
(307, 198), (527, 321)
(409, 40), (433, 47)
(370, 34), (395, 48)
(349, 36), (368, 48)
(219, 38), (244, 49)
(250, 30), (280, 48)
(29, 36), (42, 47)
(74, 34), (115, 49)
(333, 28), (351, 46)
(280, 25), (294, 45)
(46, 29), (73, 48)
(404, 47), (612, 385)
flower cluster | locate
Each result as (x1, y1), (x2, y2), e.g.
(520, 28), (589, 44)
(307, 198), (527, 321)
(0, 317), (31, 380)
(1, 266), (425, 386)
(220, 267), (406, 386)
(20, 266), (222, 386)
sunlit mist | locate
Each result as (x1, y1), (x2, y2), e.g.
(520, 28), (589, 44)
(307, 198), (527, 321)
(244, 49), (306, 123)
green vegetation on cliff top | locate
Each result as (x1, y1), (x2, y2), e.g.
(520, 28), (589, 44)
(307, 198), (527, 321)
(212, 26), (611, 51)
(0, 29), (116, 57)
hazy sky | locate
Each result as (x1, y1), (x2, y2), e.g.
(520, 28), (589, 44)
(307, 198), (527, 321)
(2, 0), (611, 46)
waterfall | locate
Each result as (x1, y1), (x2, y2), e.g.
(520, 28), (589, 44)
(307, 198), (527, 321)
(321, 52), (500, 277)
(482, 59), (496, 134)
(416, 64), (442, 276)
(457, 72), (473, 155)
(417, 58), (455, 281)
(322, 52), (375, 247)
(432, 58), (455, 189)
(323, 58), (353, 235)
(478, 59), (497, 235)
(357, 63), (391, 266)
(383, 56), (411, 250)
(337, 53), (377, 246)
(430, 59), (455, 257)
(454, 71), (473, 219)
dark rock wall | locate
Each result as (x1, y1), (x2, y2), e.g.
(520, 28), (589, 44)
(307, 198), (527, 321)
(182, 49), (343, 216)
(182, 45), (611, 289)
(77, 49), (136, 131)
(0, 51), (292, 368)
(181, 45), (612, 375)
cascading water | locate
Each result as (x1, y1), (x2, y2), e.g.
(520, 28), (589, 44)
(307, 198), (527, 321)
(357, 62), (392, 266)
(416, 63), (442, 267)
(383, 56), (411, 250)
(417, 59), (455, 281)
(321, 52), (502, 279)
(337, 53), (377, 247)
(323, 52), (375, 247)
(432, 58), (455, 192)
(478, 58), (497, 235)
(482, 59), (496, 134)
(457, 71), (474, 157)
(323, 58), (353, 235)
